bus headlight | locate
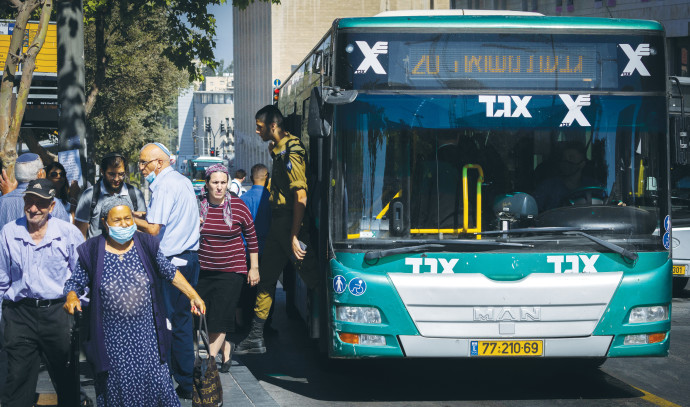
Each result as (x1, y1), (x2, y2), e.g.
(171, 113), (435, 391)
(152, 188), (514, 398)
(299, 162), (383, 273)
(336, 306), (382, 324)
(628, 305), (668, 323)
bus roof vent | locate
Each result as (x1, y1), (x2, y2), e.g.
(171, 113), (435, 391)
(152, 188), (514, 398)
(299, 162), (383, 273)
(374, 10), (544, 17)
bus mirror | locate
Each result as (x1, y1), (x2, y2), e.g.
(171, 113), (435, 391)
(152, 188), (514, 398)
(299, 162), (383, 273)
(308, 87), (331, 138)
(324, 88), (358, 105)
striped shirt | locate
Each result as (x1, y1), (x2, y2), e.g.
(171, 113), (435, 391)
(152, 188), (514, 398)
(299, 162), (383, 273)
(198, 197), (258, 273)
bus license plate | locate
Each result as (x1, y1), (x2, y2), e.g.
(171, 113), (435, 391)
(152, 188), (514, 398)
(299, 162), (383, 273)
(673, 265), (686, 275)
(470, 340), (543, 357)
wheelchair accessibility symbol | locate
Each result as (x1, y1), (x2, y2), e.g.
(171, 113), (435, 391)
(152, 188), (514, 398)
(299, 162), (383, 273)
(348, 278), (367, 296)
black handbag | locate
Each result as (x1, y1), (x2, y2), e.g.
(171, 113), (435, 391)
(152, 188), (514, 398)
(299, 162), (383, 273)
(192, 314), (223, 407)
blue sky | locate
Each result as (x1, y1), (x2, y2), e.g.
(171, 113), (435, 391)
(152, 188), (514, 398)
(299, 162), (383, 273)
(209, 3), (234, 67)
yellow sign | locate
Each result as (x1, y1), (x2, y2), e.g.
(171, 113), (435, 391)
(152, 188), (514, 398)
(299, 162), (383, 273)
(0, 21), (57, 75)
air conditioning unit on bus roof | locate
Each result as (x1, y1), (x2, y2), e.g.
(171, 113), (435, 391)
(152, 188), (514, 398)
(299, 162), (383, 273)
(374, 10), (544, 17)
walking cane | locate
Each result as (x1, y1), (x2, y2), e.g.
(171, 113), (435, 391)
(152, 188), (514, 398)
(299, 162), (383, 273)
(67, 310), (82, 406)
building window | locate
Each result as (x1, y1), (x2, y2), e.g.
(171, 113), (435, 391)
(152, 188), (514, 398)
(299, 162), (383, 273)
(607, 0), (615, 6)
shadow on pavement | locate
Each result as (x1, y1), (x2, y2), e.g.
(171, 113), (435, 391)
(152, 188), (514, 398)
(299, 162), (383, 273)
(233, 290), (646, 404)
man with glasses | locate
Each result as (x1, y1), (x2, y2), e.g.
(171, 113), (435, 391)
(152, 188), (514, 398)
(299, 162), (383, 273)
(133, 142), (200, 400)
(74, 152), (145, 239)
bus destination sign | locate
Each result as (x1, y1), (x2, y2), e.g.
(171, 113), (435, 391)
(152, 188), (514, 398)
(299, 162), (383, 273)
(406, 45), (596, 83)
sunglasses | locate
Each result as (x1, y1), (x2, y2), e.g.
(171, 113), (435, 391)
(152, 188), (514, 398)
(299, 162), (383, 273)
(48, 171), (64, 178)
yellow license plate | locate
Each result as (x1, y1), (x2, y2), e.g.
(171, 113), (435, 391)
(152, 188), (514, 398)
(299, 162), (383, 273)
(470, 340), (543, 357)
(673, 265), (686, 275)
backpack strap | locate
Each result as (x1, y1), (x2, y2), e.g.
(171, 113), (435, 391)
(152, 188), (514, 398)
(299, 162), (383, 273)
(89, 179), (102, 219)
(126, 183), (138, 212)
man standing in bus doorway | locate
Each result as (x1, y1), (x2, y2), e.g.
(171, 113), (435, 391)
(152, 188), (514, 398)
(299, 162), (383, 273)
(234, 105), (319, 355)
(134, 142), (201, 399)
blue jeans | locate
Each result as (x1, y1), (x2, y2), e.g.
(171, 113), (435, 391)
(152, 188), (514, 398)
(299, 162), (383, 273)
(163, 251), (199, 392)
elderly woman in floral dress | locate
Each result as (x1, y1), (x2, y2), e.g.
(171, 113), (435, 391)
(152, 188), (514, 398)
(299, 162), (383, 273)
(64, 196), (205, 406)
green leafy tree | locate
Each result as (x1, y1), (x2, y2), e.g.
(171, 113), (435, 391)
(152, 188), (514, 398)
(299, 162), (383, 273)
(0, 0), (280, 182)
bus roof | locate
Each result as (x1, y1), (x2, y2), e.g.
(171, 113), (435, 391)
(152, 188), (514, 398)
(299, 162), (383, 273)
(336, 14), (663, 32)
(192, 156), (223, 162)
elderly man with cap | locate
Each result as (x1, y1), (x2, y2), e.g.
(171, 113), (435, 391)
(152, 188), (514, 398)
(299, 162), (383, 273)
(134, 142), (200, 400)
(0, 153), (70, 228)
(0, 179), (85, 407)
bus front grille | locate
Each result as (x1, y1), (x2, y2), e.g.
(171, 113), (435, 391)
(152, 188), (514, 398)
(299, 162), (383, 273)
(388, 272), (622, 338)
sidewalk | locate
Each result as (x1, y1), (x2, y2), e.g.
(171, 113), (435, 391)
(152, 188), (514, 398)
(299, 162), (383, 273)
(34, 357), (279, 407)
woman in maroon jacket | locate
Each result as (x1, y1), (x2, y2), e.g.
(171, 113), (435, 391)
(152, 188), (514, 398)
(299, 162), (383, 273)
(197, 164), (260, 372)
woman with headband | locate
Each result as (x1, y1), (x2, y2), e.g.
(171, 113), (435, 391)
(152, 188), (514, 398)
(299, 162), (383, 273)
(197, 163), (260, 372)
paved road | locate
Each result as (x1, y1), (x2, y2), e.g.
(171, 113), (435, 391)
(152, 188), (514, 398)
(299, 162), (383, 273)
(233, 285), (690, 406)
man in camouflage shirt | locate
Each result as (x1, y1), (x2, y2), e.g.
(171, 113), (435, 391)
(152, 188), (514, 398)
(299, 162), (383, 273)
(234, 105), (319, 354)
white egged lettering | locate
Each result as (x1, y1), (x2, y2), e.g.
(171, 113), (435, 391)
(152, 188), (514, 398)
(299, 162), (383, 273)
(478, 95), (532, 118)
(547, 254), (600, 273)
(405, 258), (459, 274)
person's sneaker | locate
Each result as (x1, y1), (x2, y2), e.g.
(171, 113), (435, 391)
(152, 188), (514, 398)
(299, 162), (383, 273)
(175, 385), (193, 400)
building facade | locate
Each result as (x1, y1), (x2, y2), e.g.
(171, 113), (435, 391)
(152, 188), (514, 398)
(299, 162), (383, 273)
(232, 0), (453, 174)
(176, 74), (235, 174)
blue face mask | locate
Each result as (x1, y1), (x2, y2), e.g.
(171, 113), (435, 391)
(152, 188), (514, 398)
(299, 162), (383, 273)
(145, 171), (156, 184)
(108, 224), (137, 244)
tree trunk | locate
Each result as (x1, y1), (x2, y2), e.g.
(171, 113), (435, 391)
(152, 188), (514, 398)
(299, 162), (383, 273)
(20, 129), (57, 164)
(85, 3), (110, 117)
(0, 0), (40, 165)
(0, 0), (52, 181)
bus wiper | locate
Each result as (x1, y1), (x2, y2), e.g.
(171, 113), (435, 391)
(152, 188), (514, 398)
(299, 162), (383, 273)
(364, 240), (533, 261)
(477, 227), (638, 261)
(568, 231), (638, 262)
(477, 226), (614, 235)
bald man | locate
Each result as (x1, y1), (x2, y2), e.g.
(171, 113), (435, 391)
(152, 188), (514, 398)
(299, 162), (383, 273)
(134, 143), (200, 400)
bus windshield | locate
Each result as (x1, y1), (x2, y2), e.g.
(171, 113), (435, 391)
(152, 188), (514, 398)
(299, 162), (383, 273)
(332, 93), (667, 249)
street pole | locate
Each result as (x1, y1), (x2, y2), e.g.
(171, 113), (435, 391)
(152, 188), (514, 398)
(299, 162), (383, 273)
(57, 0), (88, 186)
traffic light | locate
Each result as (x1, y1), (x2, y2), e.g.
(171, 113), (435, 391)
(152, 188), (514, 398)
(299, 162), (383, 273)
(210, 148), (215, 156)
(205, 122), (211, 132)
(273, 88), (280, 104)
(220, 123), (225, 132)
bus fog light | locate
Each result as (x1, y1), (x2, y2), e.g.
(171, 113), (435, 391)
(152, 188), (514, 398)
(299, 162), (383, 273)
(624, 332), (667, 345)
(624, 334), (648, 345)
(359, 334), (386, 346)
(629, 305), (668, 323)
(337, 332), (386, 346)
(336, 306), (382, 324)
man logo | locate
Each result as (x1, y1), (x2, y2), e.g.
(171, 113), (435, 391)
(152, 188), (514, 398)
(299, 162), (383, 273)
(473, 307), (542, 322)
(355, 41), (388, 75)
(559, 94), (591, 127)
(620, 44), (651, 77)
(478, 95), (532, 118)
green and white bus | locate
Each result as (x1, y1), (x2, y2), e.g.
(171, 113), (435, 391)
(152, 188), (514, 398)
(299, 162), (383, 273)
(670, 76), (690, 292)
(277, 11), (671, 360)
(186, 156), (224, 196)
